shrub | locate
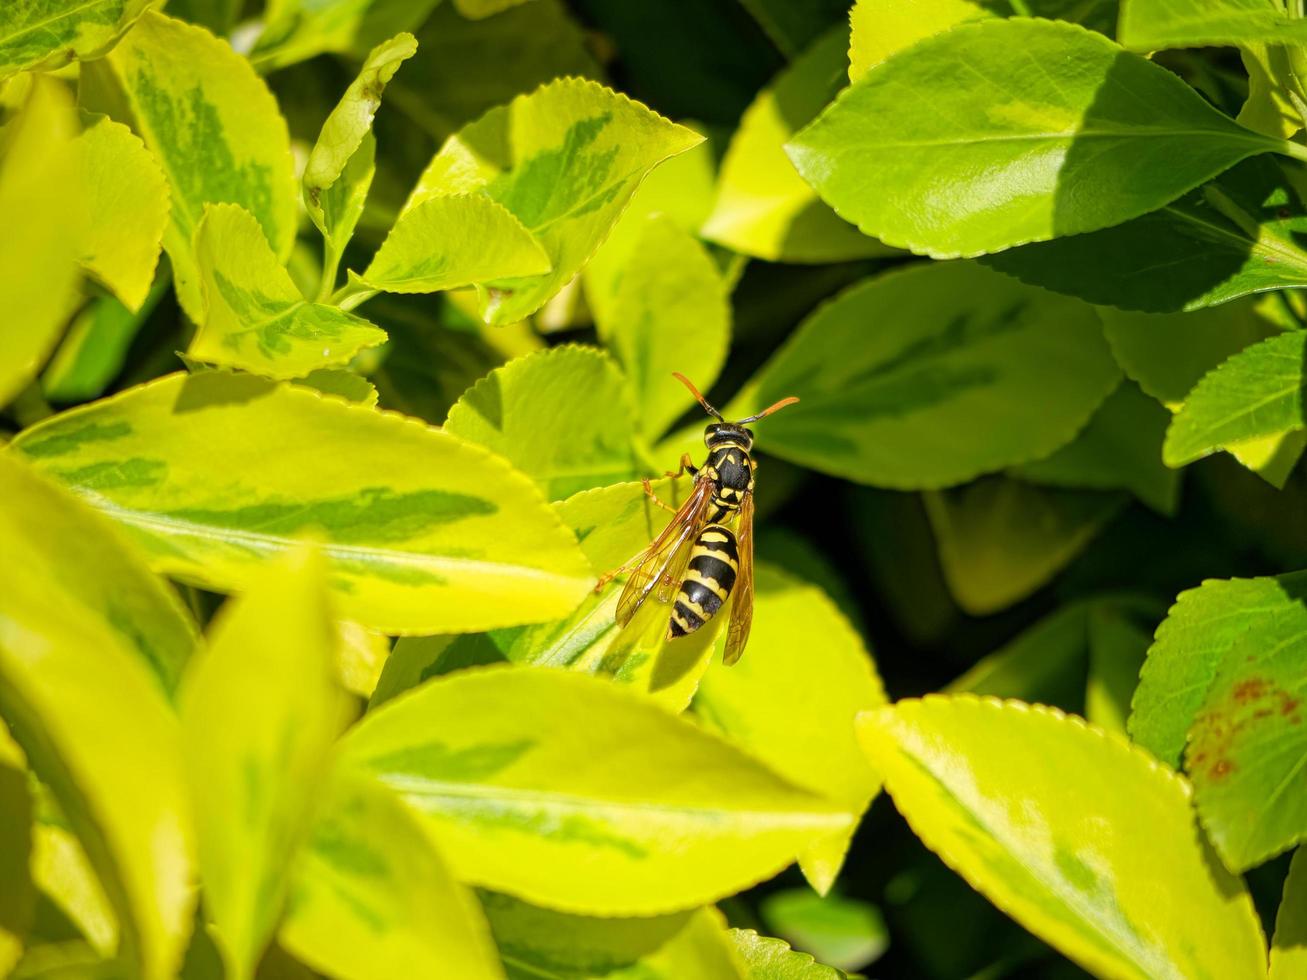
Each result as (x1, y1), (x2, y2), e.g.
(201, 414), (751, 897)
(2, 1), (1307, 978)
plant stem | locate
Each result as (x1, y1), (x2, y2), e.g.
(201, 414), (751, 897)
(330, 281), (379, 312)
(1279, 138), (1307, 164)
(316, 238), (343, 303)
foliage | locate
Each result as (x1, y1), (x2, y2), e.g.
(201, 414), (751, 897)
(9, 0), (1307, 978)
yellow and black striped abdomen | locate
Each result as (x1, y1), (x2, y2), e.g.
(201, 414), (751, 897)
(669, 525), (739, 639)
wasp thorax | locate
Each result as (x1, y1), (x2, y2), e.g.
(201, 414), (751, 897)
(704, 422), (754, 450)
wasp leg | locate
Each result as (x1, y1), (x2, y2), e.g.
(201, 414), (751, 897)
(642, 478), (678, 513)
(594, 552), (646, 593)
(663, 453), (698, 479)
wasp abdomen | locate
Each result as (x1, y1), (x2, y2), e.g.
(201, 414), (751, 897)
(669, 525), (739, 639)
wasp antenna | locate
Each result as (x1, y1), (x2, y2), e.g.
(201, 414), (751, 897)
(737, 395), (799, 424)
(672, 372), (724, 421)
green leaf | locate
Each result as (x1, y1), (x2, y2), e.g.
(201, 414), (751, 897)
(1099, 298), (1282, 408)
(1184, 600), (1307, 869)
(12, 371), (593, 634)
(407, 77), (704, 323)
(1013, 382), (1179, 516)
(43, 273), (170, 404)
(85, 11), (297, 323)
(1130, 573), (1307, 766)
(446, 346), (642, 501)
(729, 929), (844, 979)
(0, 455), (196, 980)
(0, 756), (34, 976)
(250, 0), (439, 70)
(75, 116), (169, 313)
(786, 19), (1284, 259)
(984, 158), (1307, 314)
(0, 0), (154, 79)
(180, 548), (349, 978)
(339, 666), (852, 914)
(731, 261), (1121, 489)
(303, 31), (417, 238)
(597, 216), (730, 441)
(1164, 328), (1307, 467)
(281, 772), (504, 980)
(481, 891), (694, 978)
(859, 696), (1267, 980)
(452, 0), (533, 18)
(924, 478), (1125, 615)
(0, 77), (79, 407)
(702, 26), (890, 263)
(297, 368), (378, 407)
(1121, 0), (1307, 51)
(356, 195), (552, 295)
(1272, 847), (1307, 980)
(847, 0), (995, 82)
(759, 889), (887, 973)
(189, 204), (387, 379)
(695, 563), (886, 892)
(1238, 43), (1303, 139)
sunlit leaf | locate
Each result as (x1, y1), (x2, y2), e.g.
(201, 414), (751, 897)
(1130, 573), (1307, 766)
(695, 563), (886, 892)
(0, 455), (195, 980)
(281, 772), (504, 980)
(181, 549), (349, 978)
(13, 371), (593, 634)
(190, 204), (387, 379)
(1164, 329), (1307, 469)
(730, 929), (843, 979)
(446, 346), (643, 501)
(75, 116), (169, 313)
(251, 0), (439, 70)
(702, 26), (889, 263)
(730, 261), (1120, 488)
(357, 195), (551, 295)
(1185, 600), (1307, 869)
(860, 696), (1267, 980)
(0, 77), (79, 407)
(0, 0), (155, 79)
(339, 666), (851, 914)
(407, 77), (704, 323)
(787, 19), (1284, 258)
(84, 11), (297, 322)
(847, 0), (994, 81)
(1121, 0), (1307, 51)
(1238, 43), (1302, 139)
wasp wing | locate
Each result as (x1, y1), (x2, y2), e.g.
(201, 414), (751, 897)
(615, 478), (712, 628)
(722, 488), (755, 666)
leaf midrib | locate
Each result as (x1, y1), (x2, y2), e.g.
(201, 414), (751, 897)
(75, 493), (580, 584)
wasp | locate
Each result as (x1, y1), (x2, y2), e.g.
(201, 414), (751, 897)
(596, 373), (799, 665)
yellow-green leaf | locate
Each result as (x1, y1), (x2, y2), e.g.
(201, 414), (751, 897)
(75, 116), (169, 313)
(281, 772), (504, 980)
(1272, 847), (1307, 980)
(13, 371), (593, 634)
(0, 455), (195, 980)
(357, 195), (551, 295)
(597, 216), (730, 441)
(190, 204), (387, 380)
(408, 77), (703, 324)
(0, 76), (79, 407)
(859, 696), (1267, 980)
(180, 549), (349, 979)
(730, 928), (844, 979)
(0, 755), (33, 975)
(703, 26), (890, 263)
(84, 11), (297, 323)
(339, 666), (851, 914)
(695, 563), (886, 893)
(446, 346), (642, 501)
(0, 0), (155, 79)
(303, 31), (417, 239)
(847, 0), (993, 81)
